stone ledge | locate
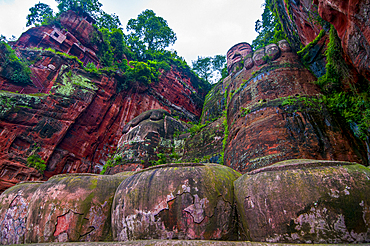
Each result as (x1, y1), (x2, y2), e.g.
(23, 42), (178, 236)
(11, 240), (366, 246)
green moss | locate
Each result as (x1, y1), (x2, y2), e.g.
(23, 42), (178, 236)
(297, 29), (326, 66)
(27, 154), (46, 174)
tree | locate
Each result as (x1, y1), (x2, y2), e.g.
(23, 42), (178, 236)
(212, 55), (226, 76)
(96, 12), (121, 31)
(26, 2), (54, 27)
(27, 0), (120, 30)
(55, 0), (101, 17)
(126, 9), (177, 52)
(192, 55), (226, 83)
(192, 56), (213, 83)
(252, 0), (286, 50)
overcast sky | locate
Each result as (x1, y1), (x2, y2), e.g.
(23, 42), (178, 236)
(0, 0), (265, 65)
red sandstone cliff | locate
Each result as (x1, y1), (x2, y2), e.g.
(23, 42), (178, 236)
(0, 11), (208, 193)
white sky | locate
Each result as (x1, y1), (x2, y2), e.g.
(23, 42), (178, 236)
(0, 0), (264, 65)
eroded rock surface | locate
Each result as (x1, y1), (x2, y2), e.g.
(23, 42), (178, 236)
(112, 163), (241, 241)
(25, 172), (132, 243)
(106, 109), (189, 172)
(234, 159), (370, 243)
(0, 181), (43, 245)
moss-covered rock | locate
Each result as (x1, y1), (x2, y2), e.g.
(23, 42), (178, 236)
(0, 181), (43, 245)
(106, 109), (189, 173)
(112, 163), (241, 241)
(25, 172), (133, 243)
(234, 159), (370, 243)
(182, 117), (224, 164)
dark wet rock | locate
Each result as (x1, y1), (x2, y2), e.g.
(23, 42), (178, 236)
(106, 110), (189, 173)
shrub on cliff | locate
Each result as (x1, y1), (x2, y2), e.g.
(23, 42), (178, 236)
(0, 41), (32, 85)
(27, 154), (46, 174)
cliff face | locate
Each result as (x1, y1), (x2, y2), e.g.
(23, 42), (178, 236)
(313, 0), (370, 81)
(0, 11), (208, 193)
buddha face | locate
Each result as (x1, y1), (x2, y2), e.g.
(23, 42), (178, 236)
(227, 43), (252, 73)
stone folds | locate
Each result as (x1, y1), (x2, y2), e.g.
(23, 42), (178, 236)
(234, 159), (370, 243)
(112, 163), (241, 241)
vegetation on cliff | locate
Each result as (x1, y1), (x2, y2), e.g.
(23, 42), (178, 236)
(0, 41), (32, 85)
(24, 0), (210, 94)
(252, 0), (287, 50)
(316, 27), (370, 141)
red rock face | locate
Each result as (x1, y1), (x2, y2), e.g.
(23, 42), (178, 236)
(224, 41), (367, 173)
(313, 0), (370, 81)
(0, 13), (207, 193)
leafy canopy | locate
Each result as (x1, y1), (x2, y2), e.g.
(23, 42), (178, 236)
(126, 9), (177, 52)
(26, 3), (54, 27)
(192, 55), (226, 83)
(27, 0), (121, 30)
(252, 0), (286, 50)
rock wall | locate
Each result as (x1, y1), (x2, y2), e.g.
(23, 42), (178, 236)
(0, 12), (208, 193)
(313, 0), (370, 81)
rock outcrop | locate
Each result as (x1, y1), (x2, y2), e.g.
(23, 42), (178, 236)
(0, 172), (133, 244)
(0, 11), (209, 192)
(234, 159), (370, 243)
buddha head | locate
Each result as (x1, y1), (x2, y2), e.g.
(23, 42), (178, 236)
(227, 42), (252, 73)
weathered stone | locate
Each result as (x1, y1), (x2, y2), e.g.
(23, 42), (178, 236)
(106, 109), (189, 172)
(234, 159), (370, 243)
(0, 181), (43, 245)
(25, 172), (133, 243)
(182, 118), (224, 164)
(313, 0), (370, 81)
(265, 44), (281, 61)
(112, 163), (241, 241)
(224, 42), (367, 173)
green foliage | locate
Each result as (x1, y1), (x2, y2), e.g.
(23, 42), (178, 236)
(315, 25), (370, 140)
(252, 0), (287, 50)
(123, 60), (161, 85)
(27, 154), (46, 174)
(155, 153), (167, 165)
(85, 62), (98, 73)
(53, 71), (97, 96)
(26, 3), (54, 27)
(297, 29), (325, 64)
(27, 0), (120, 30)
(192, 56), (213, 83)
(0, 42), (32, 85)
(126, 9), (177, 52)
(188, 121), (208, 136)
(240, 107), (251, 117)
(192, 55), (226, 83)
